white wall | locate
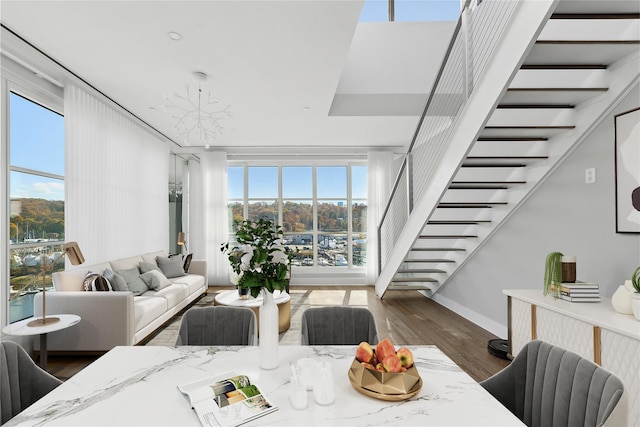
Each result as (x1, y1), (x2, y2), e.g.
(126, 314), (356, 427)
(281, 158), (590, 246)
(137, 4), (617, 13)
(435, 86), (640, 338)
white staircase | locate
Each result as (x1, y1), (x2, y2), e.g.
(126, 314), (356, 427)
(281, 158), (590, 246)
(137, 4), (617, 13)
(377, 0), (640, 297)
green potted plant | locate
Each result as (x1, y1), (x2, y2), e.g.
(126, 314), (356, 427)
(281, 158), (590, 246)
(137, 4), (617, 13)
(543, 251), (563, 298)
(220, 218), (290, 299)
(631, 266), (640, 321)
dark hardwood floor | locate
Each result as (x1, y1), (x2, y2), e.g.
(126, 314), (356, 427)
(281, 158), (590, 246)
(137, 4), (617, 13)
(47, 286), (509, 382)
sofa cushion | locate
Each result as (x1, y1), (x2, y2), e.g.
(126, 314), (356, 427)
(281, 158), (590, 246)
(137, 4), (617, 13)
(156, 256), (186, 278)
(169, 274), (205, 295)
(143, 284), (189, 310)
(103, 268), (129, 292)
(139, 261), (161, 274)
(139, 270), (171, 291)
(134, 296), (168, 331)
(110, 255), (144, 272)
(116, 267), (148, 296)
(141, 251), (166, 265)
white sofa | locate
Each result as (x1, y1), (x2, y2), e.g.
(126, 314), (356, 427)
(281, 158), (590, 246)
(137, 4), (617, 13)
(34, 250), (208, 353)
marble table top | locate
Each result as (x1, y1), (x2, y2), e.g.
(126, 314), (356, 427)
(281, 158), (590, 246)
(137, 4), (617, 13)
(7, 345), (524, 426)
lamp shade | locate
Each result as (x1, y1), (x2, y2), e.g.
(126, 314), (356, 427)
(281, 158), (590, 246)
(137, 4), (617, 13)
(177, 232), (186, 245)
(63, 241), (85, 265)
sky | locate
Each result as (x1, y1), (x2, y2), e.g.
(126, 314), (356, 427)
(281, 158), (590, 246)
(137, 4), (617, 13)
(359, 0), (461, 22)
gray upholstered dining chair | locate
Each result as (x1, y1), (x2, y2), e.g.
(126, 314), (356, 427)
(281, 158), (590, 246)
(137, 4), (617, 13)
(300, 306), (379, 345)
(1, 340), (63, 425)
(480, 340), (624, 427)
(175, 306), (257, 346)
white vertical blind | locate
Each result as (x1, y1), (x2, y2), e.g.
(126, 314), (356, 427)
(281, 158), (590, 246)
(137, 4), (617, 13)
(367, 151), (394, 284)
(64, 85), (169, 265)
(202, 152), (229, 284)
(188, 159), (205, 260)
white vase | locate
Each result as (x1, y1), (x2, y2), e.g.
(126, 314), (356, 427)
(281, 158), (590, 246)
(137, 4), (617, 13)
(632, 293), (640, 322)
(259, 289), (279, 370)
(611, 285), (634, 315)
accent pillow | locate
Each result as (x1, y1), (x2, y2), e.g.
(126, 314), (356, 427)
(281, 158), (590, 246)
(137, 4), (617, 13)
(140, 270), (171, 291)
(103, 268), (129, 292)
(139, 261), (161, 274)
(116, 267), (148, 296)
(156, 256), (186, 278)
(183, 253), (193, 273)
(83, 272), (112, 292)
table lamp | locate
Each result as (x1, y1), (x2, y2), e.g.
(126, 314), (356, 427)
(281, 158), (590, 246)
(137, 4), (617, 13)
(177, 232), (188, 254)
(28, 241), (85, 327)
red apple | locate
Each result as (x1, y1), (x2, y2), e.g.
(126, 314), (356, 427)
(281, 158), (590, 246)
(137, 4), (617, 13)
(355, 341), (375, 364)
(375, 362), (385, 372)
(375, 339), (396, 363)
(396, 347), (414, 368)
(382, 355), (403, 373)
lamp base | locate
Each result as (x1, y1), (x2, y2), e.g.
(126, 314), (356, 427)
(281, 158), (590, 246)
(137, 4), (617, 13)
(27, 317), (60, 327)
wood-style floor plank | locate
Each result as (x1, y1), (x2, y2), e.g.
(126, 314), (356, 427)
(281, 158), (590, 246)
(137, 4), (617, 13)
(46, 286), (509, 382)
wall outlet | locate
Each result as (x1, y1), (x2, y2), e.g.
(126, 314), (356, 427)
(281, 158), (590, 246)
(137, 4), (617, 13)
(585, 168), (596, 184)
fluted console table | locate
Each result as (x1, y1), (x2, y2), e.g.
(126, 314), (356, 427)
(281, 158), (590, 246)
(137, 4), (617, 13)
(504, 289), (639, 426)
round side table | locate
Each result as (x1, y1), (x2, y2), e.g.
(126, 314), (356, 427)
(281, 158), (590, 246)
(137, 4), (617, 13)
(2, 314), (81, 371)
(214, 290), (291, 334)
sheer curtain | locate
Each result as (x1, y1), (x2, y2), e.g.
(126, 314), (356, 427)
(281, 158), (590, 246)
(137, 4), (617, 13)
(188, 159), (205, 260)
(367, 152), (395, 284)
(65, 85), (169, 265)
(202, 152), (229, 284)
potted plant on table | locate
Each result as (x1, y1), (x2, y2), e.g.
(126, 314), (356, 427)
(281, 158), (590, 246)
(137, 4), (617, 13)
(631, 266), (640, 321)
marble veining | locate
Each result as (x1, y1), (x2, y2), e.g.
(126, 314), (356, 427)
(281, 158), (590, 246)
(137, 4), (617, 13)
(7, 345), (523, 426)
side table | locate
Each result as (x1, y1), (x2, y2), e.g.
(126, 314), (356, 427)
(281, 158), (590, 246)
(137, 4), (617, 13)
(214, 290), (291, 334)
(2, 314), (81, 371)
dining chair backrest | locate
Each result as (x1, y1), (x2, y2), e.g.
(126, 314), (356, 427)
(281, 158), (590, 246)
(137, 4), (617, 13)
(300, 306), (379, 345)
(175, 306), (257, 346)
(480, 340), (624, 427)
(1, 340), (63, 425)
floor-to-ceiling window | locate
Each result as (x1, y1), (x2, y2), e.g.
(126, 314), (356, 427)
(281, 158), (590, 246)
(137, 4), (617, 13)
(8, 91), (65, 323)
(227, 163), (367, 270)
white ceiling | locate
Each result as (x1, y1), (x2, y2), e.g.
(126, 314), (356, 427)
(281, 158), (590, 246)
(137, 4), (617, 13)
(0, 0), (456, 155)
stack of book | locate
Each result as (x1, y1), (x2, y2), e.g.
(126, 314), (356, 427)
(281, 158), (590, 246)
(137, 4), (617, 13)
(551, 281), (600, 303)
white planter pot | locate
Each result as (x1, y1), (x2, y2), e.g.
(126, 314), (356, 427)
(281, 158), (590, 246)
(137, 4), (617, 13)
(632, 293), (640, 322)
(611, 285), (634, 315)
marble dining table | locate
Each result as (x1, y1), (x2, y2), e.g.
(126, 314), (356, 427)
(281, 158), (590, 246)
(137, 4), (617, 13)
(6, 345), (524, 426)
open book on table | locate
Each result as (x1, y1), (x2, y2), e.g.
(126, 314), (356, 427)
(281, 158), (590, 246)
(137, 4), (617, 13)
(178, 373), (278, 427)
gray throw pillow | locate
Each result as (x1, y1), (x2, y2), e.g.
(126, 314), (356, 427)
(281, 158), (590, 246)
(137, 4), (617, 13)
(116, 267), (148, 296)
(139, 261), (161, 274)
(156, 256), (186, 278)
(104, 268), (129, 292)
(140, 270), (171, 291)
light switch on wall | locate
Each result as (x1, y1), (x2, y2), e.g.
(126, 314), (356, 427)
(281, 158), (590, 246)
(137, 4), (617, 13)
(585, 168), (596, 184)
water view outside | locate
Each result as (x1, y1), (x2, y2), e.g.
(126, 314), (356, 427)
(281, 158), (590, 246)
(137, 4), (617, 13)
(9, 92), (65, 323)
(227, 165), (367, 268)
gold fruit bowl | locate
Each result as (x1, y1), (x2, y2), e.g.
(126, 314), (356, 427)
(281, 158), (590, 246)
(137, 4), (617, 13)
(348, 358), (422, 397)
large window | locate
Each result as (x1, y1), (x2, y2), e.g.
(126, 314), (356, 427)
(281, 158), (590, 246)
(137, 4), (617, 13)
(227, 164), (367, 269)
(8, 92), (65, 323)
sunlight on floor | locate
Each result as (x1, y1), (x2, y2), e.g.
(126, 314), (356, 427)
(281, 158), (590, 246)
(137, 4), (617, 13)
(308, 290), (345, 305)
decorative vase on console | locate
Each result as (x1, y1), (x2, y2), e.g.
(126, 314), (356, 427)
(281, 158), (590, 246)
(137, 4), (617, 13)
(611, 281), (634, 315)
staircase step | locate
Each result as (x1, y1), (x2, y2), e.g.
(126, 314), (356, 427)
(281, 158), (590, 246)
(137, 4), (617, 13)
(410, 247), (466, 252)
(427, 220), (491, 225)
(404, 259), (455, 263)
(449, 181), (526, 190)
(438, 202), (507, 208)
(476, 137), (548, 141)
(397, 269), (446, 274)
(388, 283), (435, 291)
(418, 235), (477, 239)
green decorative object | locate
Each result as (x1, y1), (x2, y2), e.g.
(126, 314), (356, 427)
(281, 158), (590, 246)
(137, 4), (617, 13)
(632, 266), (640, 293)
(543, 251), (564, 298)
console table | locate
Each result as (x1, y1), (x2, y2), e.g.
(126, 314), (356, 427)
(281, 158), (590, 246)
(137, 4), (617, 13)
(504, 289), (639, 426)
(214, 289), (291, 333)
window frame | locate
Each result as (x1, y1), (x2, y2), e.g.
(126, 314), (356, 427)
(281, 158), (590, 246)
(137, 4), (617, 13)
(227, 160), (367, 272)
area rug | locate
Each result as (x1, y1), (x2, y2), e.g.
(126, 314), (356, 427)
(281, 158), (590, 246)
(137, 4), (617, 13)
(143, 290), (309, 346)
(143, 289), (367, 346)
